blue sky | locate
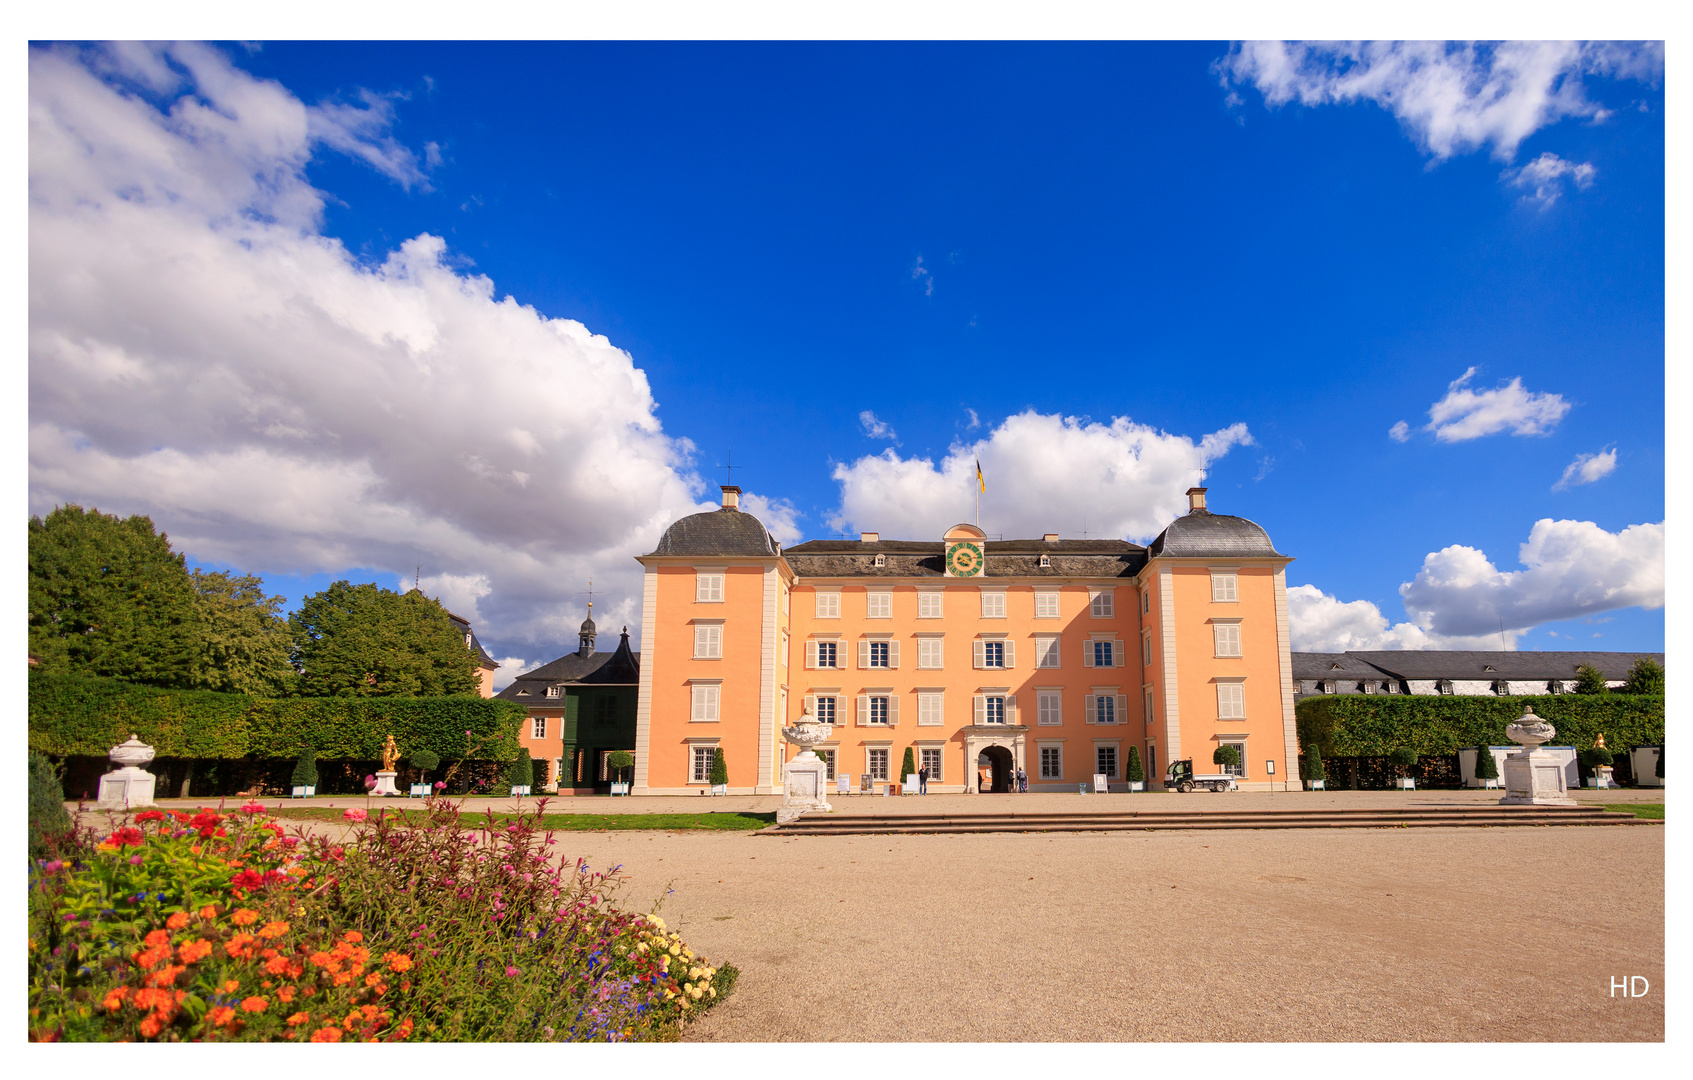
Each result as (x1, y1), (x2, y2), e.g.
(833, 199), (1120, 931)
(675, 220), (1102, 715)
(28, 41), (1664, 678)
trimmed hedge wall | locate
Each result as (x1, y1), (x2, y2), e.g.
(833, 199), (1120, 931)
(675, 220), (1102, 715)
(1296, 694), (1665, 759)
(28, 672), (524, 762)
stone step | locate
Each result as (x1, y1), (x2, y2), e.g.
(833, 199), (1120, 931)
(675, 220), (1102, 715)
(765, 806), (1647, 835)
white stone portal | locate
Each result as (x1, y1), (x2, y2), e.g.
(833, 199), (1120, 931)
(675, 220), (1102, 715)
(1499, 705), (1577, 807)
(97, 734), (158, 810)
(778, 712), (834, 824)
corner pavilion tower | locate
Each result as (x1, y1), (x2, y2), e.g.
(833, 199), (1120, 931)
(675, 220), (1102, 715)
(632, 485), (1299, 794)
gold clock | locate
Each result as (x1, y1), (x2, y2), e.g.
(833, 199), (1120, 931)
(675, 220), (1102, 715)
(946, 541), (984, 577)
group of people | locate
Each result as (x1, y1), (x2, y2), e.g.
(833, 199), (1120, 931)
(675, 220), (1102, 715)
(974, 765), (1028, 793)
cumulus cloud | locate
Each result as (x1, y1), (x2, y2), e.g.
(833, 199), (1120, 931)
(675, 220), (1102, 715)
(1425, 367), (1570, 442)
(1217, 40), (1663, 161)
(1287, 584), (1480, 651)
(1553, 447), (1618, 491)
(829, 410), (1253, 542)
(27, 43), (787, 658)
(738, 493), (803, 547)
(1388, 420), (1411, 443)
(1504, 151), (1596, 208)
(859, 410), (897, 441)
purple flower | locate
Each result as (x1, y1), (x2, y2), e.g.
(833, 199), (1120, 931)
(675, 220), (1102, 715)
(364, 775), (377, 790)
(506, 966), (520, 977)
(43, 860), (63, 874)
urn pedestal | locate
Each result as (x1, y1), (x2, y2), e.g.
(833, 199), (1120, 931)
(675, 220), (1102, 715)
(371, 770), (400, 797)
(1499, 706), (1577, 807)
(778, 713), (834, 825)
(97, 735), (158, 810)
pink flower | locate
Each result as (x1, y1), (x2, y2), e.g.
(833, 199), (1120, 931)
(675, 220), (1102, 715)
(42, 861), (63, 874)
(240, 801), (266, 815)
(363, 775), (377, 790)
(505, 966), (520, 977)
(433, 781), (446, 790)
(343, 808), (368, 822)
(128, 854), (144, 865)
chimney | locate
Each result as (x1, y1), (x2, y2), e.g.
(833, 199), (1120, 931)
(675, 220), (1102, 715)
(1186, 486), (1208, 513)
(860, 531), (879, 543)
(721, 485), (741, 510)
(1043, 533), (1060, 542)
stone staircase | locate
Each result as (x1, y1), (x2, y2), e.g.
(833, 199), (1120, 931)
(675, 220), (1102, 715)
(762, 804), (1651, 836)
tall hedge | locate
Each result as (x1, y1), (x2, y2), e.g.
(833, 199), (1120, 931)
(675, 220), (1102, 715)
(28, 672), (523, 762)
(1296, 694), (1664, 759)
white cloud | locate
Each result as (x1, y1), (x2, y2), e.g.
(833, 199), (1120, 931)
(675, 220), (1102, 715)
(738, 493), (803, 547)
(829, 410), (1252, 542)
(1388, 420), (1411, 443)
(1287, 584), (1482, 651)
(1425, 367), (1570, 442)
(26, 43), (755, 658)
(1217, 41), (1663, 162)
(965, 408), (981, 430)
(491, 656), (542, 692)
(1503, 151), (1597, 208)
(910, 254), (933, 296)
(859, 410), (897, 441)
(1553, 447), (1618, 491)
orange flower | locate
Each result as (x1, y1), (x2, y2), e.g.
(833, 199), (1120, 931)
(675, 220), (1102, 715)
(394, 1017), (414, 1040)
(102, 988), (130, 1011)
(307, 951), (333, 968)
(399, 980), (411, 994)
(309, 1027), (342, 1043)
(344, 1010), (363, 1028)
(226, 933), (256, 959)
(221, 980), (240, 994)
(384, 952), (413, 973)
(143, 929), (170, 948)
(134, 946), (170, 968)
(241, 997), (268, 1013)
(199, 904), (218, 919)
(166, 912), (190, 930)
(342, 931), (363, 944)
(258, 921), (290, 939)
(264, 955), (291, 975)
(277, 986), (296, 1004)
(207, 1006), (237, 1027)
(231, 909), (260, 926)
(332, 972), (353, 987)
(364, 973), (382, 988)
(145, 964), (186, 987)
(178, 939), (214, 964)
(139, 1014), (164, 1038)
(286, 1012), (310, 1026)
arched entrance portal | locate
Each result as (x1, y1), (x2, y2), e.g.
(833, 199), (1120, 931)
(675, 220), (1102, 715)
(977, 745), (1014, 793)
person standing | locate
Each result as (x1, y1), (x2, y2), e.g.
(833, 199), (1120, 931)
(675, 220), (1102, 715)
(917, 764), (929, 795)
(1017, 766), (1028, 793)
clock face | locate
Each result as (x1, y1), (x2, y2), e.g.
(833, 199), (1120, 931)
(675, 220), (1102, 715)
(946, 541), (984, 577)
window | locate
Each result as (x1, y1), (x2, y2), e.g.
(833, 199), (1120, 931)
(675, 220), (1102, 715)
(919, 747), (943, 780)
(1090, 639), (1117, 668)
(980, 590), (1006, 618)
(531, 716), (548, 739)
(1035, 635), (1061, 668)
(1217, 682), (1245, 719)
(1094, 694), (1117, 724)
(865, 696), (891, 725)
(918, 591), (943, 618)
(1039, 554), (1051, 568)
(973, 638), (1015, 669)
(1142, 590), (1151, 615)
(1322, 681), (1336, 694)
(1494, 681), (1512, 696)
(1144, 687), (1155, 726)
(867, 640), (890, 668)
(1213, 623), (1242, 657)
(917, 692), (944, 726)
(693, 624), (722, 659)
(1548, 680), (1566, 694)
(917, 637), (944, 669)
(1437, 681), (1454, 695)
(1218, 742), (1245, 778)
(809, 640), (839, 669)
(545, 685), (561, 698)
(983, 640), (1005, 668)
(696, 571), (724, 603)
(691, 746), (716, 783)
(983, 695), (1006, 724)
(1211, 571), (1238, 603)
(1090, 589), (1114, 618)
(817, 748), (836, 780)
(1040, 745), (1063, 780)
(1034, 591), (1060, 618)
(815, 591), (840, 618)
(813, 695), (837, 724)
(866, 591), (892, 618)
(867, 748), (890, 781)
(1037, 690), (1062, 726)
(595, 697), (618, 725)
(1384, 682), (1399, 694)
(1361, 682), (1376, 695)
(1141, 631), (1152, 667)
(1096, 745), (1118, 779)
(873, 553), (886, 568)
(690, 683), (721, 722)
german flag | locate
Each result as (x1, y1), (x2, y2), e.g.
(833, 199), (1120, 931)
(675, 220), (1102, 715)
(975, 457), (985, 493)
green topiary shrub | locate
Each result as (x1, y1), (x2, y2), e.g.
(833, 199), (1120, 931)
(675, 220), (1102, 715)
(900, 747), (916, 780)
(606, 750), (634, 784)
(1212, 745), (1241, 769)
(1573, 664), (1610, 695)
(1473, 745), (1499, 780)
(709, 747), (728, 787)
(1304, 743), (1325, 781)
(508, 748), (532, 789)
(1582, 743), (1614, 769)
(29, 751), (73, 863)
(290, 747), (318, 789)
(1622, 657), (1665, 696)
(1125, 745), (1144, 783)
(409, 749), (440, 786)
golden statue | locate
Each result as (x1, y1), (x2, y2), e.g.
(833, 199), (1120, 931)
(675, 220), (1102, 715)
(381, 734), (399, 772)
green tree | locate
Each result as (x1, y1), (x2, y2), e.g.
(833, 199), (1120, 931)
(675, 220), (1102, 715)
(1125, 745), (1144, 783)
(1622, 657), (1665, 696)
(1473, 745), (1498, 781)
(290, 748), (318, 791)
(508, 748), (533, 789)
(709, 747), (728, 787)
(289, 581), (480, 697)
(410, 749), (440, 785)
(1212, 745), (1241, 769)
(29, 751), (73, 863)
(900, 747), (917, 780)
(190, 568), (295, 696)
(1304, 743), (1326, 782)
(1573, 664), (1610, 695)
(607, 750), (634, 783)
(1389, 747), (1418, 779)
(29, 505), (200, 687)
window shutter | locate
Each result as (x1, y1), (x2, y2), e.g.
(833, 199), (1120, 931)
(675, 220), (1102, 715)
(803, 694), (816, 717)
(1083, 642), (1094, 668)
(1110, 640), (1120, 667)
(858, 640), (871, 669)
(806, 641), (818, 669)
(887, 695), (900, 725)
(1116, 695), (1128, 723)
(856, 695), (869, 726)
(887, 640), (900, 669)
(973, 695), (986, 723)
(973, 640), (986, 669)
(1003, 639), (1016, 668)
(1084, 694), (1095, 724)
(1004, 696), (1016, 725)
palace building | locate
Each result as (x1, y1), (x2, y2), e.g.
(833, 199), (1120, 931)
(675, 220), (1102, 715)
(631, 484), (1301, 794)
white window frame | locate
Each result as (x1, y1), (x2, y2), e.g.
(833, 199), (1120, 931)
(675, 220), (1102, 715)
(1216, 680), (1246, 720)
(1144, 687), (1155, 726)
(693, 622), (724, 659)
(1089, 588), (1114, 618)
(690, 745), (717, 783)
(1217, 739), (1247, 778)
(1034, 591), (1060, 619)
(918, 746), (944, 781)
(973, 636), (1016, 670)
(1141, 630), (1152, 668)
(1142, 590), (1151, 615)
(1035, 634), (1061, 669)
(866, 590), (892, 619)
(1039, 743), (1064, 780)
(916, 636), (944, 670)
(815, 590), (841, 619)
(980, 589), (1007, 618)
(873, 553), (887, 568)
(866, 746), (891, 782)
(1211, 570), (1239, 604)
(695, 569), (725, 603)
(807, 638), (841, 670)
(1086, 637), (1118, 669)
(983, 695), (1007, 724)
(1095, 743), (1119, 780)
(545, 685), (561, 699)
(811, 694), (838, 725)
(1037, 689), (1062, 726)
(862, 638), (895, 669)
(857, 692), (899, 726)
(1213, 621), (1242, 658)
(531, 716), (548, 739)
(917, 691), (945, 726)
(689, 681), (722, 722)
(917, 590), (944, 618)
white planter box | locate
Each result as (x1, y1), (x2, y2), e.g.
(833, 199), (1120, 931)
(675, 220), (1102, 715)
(1396, 778), (1416, 790)
(609, 781), (630, 796)
(291, 785), (315, 798)
(1128, 781), (1145, 792)
(710, 784), (728, 796)
(1306, 780), (1325, 791)
(510, 785), (531, 797)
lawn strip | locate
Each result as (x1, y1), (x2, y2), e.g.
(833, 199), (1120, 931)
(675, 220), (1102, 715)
(1602, 803), (1664, 820)
(267, 806), (776, 831)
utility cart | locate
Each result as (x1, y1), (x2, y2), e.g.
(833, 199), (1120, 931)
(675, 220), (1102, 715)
(1166, 759), (1237, 793)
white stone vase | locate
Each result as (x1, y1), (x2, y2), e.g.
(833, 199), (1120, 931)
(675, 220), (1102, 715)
(1500, 705), (1577, 807)
(778, 712), (834, 824)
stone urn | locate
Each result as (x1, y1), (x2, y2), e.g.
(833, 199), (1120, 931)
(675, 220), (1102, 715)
(1500, 705), (1575, 807)
(778, 711), (834, 824)
(98, 734), (159, 810)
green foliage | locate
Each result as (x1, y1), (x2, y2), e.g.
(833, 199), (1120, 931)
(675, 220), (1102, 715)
(1296, 694), (1664, 760)
(188, 568), (296, 696)
(606, 751), (634, 783)
(1472, 745), (1499, 780)
(29, 751), (73, 863)
(289, 581), (481, 698)
(1388, 747), (1418, 777)
(1124, 745), (1144, 783)
(900, 747), (916, 780)
(29, 671), (524, 762)
(1622, 657), (1665, 696)
(531, 758), (548, 789)
(1303, 743), (1325, 781)
(410, 750), (441, 774)
(1573, 664), (1610, 695)
(29, 505), (201, 688)
(290, 748), (318, 788)
(508, 748), (533, 789)
(709, 747), (728, 787)
(1582, 744), (1614, 768)
(1212, 745), (1241, 768)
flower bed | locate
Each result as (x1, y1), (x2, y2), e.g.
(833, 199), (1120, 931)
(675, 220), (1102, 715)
(28, 798), (734, 1041)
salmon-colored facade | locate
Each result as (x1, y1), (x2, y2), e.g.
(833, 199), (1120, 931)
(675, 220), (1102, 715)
(634, 486), (1300, 794)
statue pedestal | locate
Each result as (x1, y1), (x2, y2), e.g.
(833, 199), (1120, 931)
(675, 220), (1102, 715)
(371, 770), (400, 797)
(1500, 748), (1576, 806)
(778, 755), (831, 825)
(98, 766), (157, 810)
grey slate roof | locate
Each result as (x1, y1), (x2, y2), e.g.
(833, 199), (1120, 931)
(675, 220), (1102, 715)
(497, 630), (643, 700)
(1291, 653), (1400, 681)
(780, 538), (1147, 579)
(649, 506), (779, 557)
(1344, 650), (1663, 682)
(1147, 510), (1283, 559)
